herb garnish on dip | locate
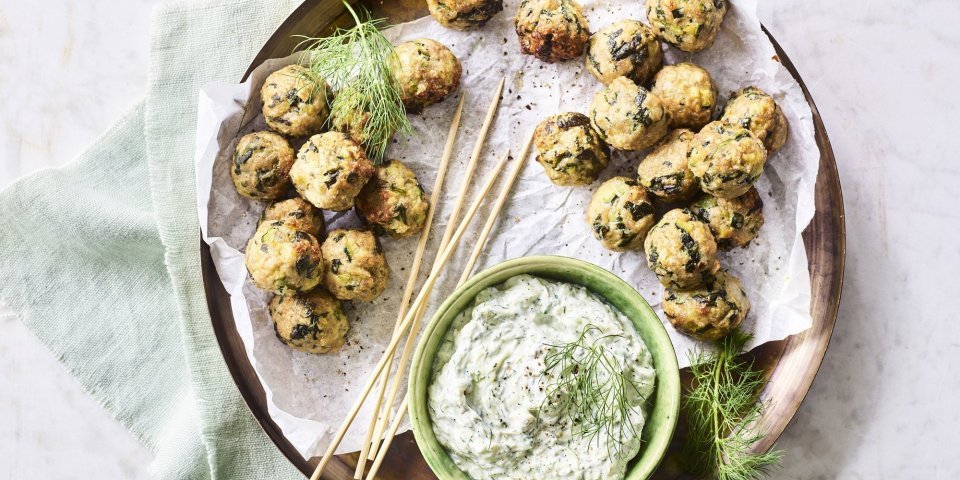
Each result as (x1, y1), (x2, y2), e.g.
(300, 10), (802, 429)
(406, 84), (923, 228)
(428, 275), (655, 480)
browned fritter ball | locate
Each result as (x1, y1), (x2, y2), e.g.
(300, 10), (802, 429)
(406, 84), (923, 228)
(394, 39), (463, 113)
(646, 0), (728, 53)
(356, 160), (430, 238)
(687, 121), (767, 199)
(720, 86), (789, 152)
(636, 129), (699, 202)
(643, 208), (719, 289)
(663, 269), (750, 341)
(245, 222), (323, 295)
(533, 112), (610, 186)
(650, 62), (718, 130)
(290, 132), (375, 211)
(270, 288), (349, 354)
(321, 229), (390, 302)
(589, 76), (671, 151)
(515, 0), (590, 63)
(690, 187), (764, 249)
(329, 108), (375, 147)
(231, 131), (295, 201)
(586, 19), (664, 86)
(587, 177), (656, 251)
(427, 0), (503, 30)
(260, 65), (329, 137)
(259, 197), (325, 238)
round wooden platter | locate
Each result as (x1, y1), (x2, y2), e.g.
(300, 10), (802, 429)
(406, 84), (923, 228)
(200, 1), (845, 478)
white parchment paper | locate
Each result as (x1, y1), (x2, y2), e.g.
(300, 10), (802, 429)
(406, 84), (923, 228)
(195, 0), (819, 459)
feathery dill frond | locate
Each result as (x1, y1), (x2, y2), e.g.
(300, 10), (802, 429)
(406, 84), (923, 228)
(683, 330), (783, 480)
(296, 1), (410, 162)
(540, 324), (651, 457)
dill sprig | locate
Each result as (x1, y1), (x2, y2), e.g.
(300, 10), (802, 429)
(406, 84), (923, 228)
(683, 330), (783, 480)
(296, 1), (410, 162)
(540, 324), (650, 457)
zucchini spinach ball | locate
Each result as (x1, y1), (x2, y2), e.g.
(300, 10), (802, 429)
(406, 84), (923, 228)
(587, 177), (656, 251)
(650, 62), (717, 129)
(589, 76), (670, 151)
(721, 86), (789, 152)
(259, 197), (325, 238)
(427, 0), (503, 30)
(321, 229), (389, 302)
(688, 121), (767, 199)
(636, 128), (698, 202)
(690, 187), (764, 249)
(662, 269), (749, 341)
(395, 39), (462, 113)
(515, 0), (590, 63)
(330, 108), (375, 147)
(586, 19), (663, 86)
(643, 208), (719, 289)
(290, 132), (375, 211)
(269, 288), (348, 354)
(645, 0), (728, 53)
(245, 222), (323, 295)
(260, 65), (329, 137)
(533, 112), (610, 186)
(231, 131), (295, 200)
(356, 160), (430, 238)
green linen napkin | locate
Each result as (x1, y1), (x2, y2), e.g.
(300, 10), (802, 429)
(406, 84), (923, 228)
(0, 0), (303, 478)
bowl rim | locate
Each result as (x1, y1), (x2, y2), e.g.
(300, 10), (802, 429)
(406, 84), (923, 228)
(407, 255), (681, 480)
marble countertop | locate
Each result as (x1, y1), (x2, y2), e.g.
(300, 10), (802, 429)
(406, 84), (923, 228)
(2, 0), (958, 478)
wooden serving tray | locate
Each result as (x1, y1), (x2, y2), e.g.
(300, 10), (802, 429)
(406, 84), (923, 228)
(200, 1), (845, 478)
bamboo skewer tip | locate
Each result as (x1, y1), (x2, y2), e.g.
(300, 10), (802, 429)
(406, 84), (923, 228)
(311, 83), (523, 480)
(365, 82), (506, 463)
(353, 94), (466, 476)
(365, 149), (513, 462)
(313, 90), (509, 480)
(364, 132), (534, 479)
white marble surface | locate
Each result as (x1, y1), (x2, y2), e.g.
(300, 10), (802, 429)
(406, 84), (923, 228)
(1, 0), (958, 479)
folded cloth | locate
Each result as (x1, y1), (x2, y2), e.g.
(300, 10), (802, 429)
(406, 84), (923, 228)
(0, 0), (303, 478)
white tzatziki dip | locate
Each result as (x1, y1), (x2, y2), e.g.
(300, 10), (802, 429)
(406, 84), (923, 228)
(428, 275), (656, 480)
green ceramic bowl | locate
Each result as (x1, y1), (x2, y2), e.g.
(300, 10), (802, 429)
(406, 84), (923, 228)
(408, 255), (681, 480)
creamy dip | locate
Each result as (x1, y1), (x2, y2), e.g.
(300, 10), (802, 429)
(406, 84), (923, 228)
(428, 275), (656, 480)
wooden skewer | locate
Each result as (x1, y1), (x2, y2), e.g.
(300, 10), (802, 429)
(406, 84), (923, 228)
(309, 147), (514, 480)
(366, 150), (513, 456)
(458, 131), (534, 284)
(431, 77), (506, 270)
(365, 77), (505, 462)
(353, 94), (465, 480)
(364, 131), (535, 480)
(365, 395), (409, 479)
